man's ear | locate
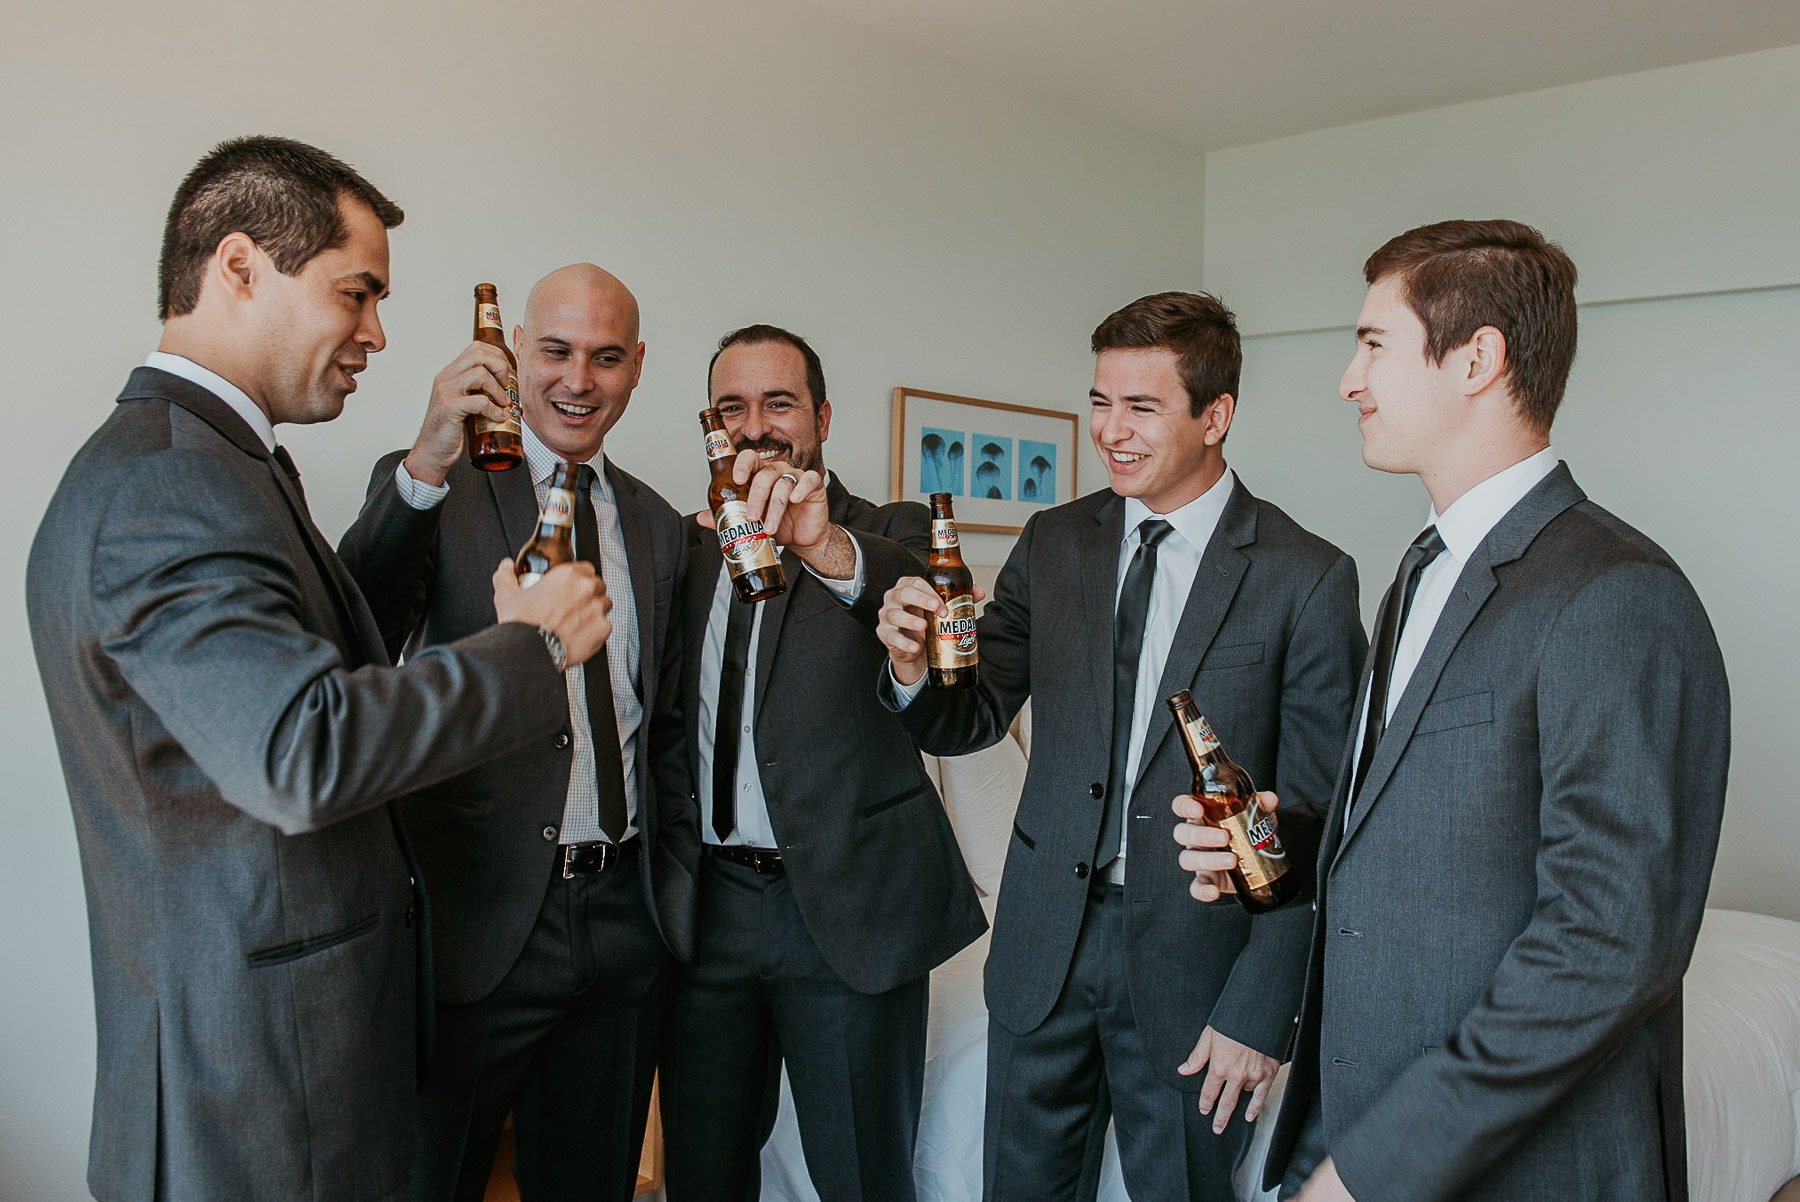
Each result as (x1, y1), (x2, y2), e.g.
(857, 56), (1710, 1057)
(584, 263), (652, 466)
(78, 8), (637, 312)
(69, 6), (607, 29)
(213, 232), (259, 302)
(815, 397), (833, 443)
(1465, 326), (1508, 397)
(1202, 393), (1235, 446)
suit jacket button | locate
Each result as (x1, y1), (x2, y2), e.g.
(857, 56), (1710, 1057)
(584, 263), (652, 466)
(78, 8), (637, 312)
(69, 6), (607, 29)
(404, 905), (417, 928)
(542, 825), (558, 841)
(1089, 783), (1104, 799)
(1074, 861), (1090, 879)
(554, 732), (570, 749)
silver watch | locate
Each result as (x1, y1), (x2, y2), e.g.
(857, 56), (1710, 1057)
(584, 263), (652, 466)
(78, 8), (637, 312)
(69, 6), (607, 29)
(536, 624), (568, 672)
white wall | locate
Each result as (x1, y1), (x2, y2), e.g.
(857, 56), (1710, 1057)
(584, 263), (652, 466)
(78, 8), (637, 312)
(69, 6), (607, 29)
(0, 1), (1206, 1196)
(1204, 45), (1800, 921)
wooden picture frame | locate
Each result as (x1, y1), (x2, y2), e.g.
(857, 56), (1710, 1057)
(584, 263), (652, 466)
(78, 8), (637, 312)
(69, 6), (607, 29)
(890, 387), (1080, 534)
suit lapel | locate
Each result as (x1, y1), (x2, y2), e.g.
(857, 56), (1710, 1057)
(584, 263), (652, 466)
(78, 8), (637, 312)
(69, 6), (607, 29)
(487, 458), (540, 563)
(681, 525), (722, 770)
(607, 462), (658, 704)
(750, 475), (855, 716)
(145, 373), (382, 667)
(1081, 494), (1126, 727)
(1333, 464), (1586, 865)
(1133, 482), (1256, 790)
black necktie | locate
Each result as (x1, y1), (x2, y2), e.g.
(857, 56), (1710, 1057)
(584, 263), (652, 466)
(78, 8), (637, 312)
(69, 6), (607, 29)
(711, 594), (756, 841)
(1096, 518), (1173, 870)
(574, 465), (629, 843)
(271, 445), (306, 508)
(1350, 525), (1447, 807)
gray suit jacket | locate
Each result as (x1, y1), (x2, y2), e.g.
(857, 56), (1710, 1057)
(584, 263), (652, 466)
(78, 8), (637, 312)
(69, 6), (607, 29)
(27, 368), (568, 1202)
(680, 474), (986, 994)
(337, 449), (701, 1000)
(1265, 464), (1731, 1201)
(893, 480), (1365, 1081)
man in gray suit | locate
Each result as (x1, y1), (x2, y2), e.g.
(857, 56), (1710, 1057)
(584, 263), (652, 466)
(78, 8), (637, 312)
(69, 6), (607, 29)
(877, 293), (1365, 1202)
(27, 137), (613, 1202)
(1255, 220), (1730, 1201)
(658, 326), (986, 1202)
(339, 263), (697, 1201)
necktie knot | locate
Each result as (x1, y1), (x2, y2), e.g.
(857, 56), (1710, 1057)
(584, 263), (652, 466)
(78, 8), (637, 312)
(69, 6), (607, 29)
(1405, 525), (1446, 573)
(1136, 518), (1173, 551)
(575, 463), (598, 497)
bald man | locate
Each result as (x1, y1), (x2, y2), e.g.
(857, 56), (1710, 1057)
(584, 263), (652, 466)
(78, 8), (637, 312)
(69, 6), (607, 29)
(339, 263), (699, 1202)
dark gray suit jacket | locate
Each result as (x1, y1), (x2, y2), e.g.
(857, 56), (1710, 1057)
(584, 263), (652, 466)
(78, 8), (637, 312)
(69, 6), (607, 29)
(893, 480), (1365, 1081)
(680, 474), (986, 994)
(1266, 464), (1731, 1201)
(27, 368), (568, 1202)
(338, 449), (700, 1001)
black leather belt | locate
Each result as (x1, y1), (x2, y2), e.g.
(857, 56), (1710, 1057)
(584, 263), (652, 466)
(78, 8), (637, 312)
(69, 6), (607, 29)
(560, 837), (636, 879)
(709, 844), (785, 875)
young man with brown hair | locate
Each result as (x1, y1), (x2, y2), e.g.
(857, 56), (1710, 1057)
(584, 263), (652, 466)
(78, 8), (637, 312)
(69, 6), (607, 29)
(878, 292), (1365, 1202)
(1258, 220), (1730, 1201)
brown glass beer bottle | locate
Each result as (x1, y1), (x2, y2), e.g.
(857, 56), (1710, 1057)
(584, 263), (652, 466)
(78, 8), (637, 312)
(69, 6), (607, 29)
(468, 283), (524, 471)
(1166, 690), (1299, 913)
(699, 408), (786, 603)
(514, 461), (580, 586)
(924, 493), (979, 689)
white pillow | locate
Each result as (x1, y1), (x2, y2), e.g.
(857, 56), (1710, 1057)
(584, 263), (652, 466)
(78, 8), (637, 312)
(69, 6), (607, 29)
(931, 701), (1031, 898)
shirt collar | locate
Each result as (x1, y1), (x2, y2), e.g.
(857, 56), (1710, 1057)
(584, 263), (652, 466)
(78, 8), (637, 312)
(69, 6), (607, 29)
(521, 420), (610, 501)
(1122, 467), (1235, 550)
(144, 351), (276, 451)
(1429, 447), (1560, 560)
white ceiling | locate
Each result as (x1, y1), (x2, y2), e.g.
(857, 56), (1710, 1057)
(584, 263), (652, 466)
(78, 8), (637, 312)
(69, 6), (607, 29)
(803, 0), (1800, 151)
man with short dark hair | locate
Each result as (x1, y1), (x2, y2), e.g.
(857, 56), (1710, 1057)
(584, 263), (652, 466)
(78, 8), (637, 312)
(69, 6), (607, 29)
(877, 292), (1365, 1202)
(658, 325), (986, 1202)
(339, 262), (698, 1202)
(27, 135), (612, 1202)
(1259, 219), (1730, 1201)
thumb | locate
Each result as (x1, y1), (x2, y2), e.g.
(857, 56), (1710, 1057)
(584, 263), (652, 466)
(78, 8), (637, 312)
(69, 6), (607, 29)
(493, 557), (520, 597)
(696, 507), (717, 531)
(1179, 1030), (1213, 1076)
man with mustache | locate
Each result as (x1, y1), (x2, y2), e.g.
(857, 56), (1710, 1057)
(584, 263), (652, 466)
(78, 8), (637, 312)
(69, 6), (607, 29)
(27, 136), (612, 1202)
(339, 263), (698, 1201)
(658, 325), (985, 1201)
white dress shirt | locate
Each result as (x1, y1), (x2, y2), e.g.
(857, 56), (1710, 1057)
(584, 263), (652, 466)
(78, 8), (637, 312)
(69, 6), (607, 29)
(400, 424), (645, 843)
(145, 352), (276, 450)
(696, 476), (864, 848)
(891, 467), (1236, 867)
(1347, 447), (1560, 816)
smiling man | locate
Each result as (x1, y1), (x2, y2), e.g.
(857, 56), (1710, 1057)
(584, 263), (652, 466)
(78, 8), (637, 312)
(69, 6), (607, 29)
(339, 263), (698, 1202)
(875, 292), (1365, 1202)
(27, 136), (613, 1202)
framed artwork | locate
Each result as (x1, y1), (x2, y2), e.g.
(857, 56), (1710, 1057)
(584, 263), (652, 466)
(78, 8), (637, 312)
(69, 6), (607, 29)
(890, 387), (1080, 533)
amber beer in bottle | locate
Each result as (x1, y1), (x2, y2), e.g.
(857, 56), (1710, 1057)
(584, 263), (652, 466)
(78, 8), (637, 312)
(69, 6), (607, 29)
(468, 283), (524, 471)
(1166, 690), (1298, 913)
(924, 493), (979, 689)
(514, 461), (579, 586)
(699, 408), (785, 602)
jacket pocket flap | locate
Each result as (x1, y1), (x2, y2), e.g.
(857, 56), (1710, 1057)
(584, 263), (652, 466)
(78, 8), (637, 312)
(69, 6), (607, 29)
(249, 915), (380, 968)
(1200, 641), (1265, 670)
(1415, 690), (1493, 734)
(861, 780), (931, 817)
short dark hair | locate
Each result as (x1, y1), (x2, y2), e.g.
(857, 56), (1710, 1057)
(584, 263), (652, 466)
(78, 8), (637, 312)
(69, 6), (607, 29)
(158, 135), (404, 320)
(1090, 291), (1241, 418)
(709, 324), (828, 410)
(1363, 219), (1578, 434)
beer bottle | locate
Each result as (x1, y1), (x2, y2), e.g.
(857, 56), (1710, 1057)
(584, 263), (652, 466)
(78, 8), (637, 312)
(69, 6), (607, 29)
(699, 408), (786, 603)
(924, 493), (979, 689)
(468, 283), (524, 471)
(514, 461), (579, 587)
(1166, 690), (1298, 913)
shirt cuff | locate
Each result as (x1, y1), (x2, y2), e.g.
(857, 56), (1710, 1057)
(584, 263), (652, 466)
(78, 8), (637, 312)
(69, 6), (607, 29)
(394, 461), (450, 510)
(802, 529), (864, 603)
(885, 661), (928, 709)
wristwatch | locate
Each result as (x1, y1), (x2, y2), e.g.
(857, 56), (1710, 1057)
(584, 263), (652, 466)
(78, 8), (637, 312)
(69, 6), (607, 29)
(536, 624), (568, 673)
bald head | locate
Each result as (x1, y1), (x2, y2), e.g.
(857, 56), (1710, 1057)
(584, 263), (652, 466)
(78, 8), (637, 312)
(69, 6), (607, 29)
(514, 263), (646, 461)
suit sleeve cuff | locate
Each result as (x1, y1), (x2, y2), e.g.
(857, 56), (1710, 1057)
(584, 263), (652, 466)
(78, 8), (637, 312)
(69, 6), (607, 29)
(882, 661), (928, 710)
(802, 529), (864, 603)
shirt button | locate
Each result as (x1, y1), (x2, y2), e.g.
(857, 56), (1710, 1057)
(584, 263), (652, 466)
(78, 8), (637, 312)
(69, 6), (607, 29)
(743, 725), (751, 733)
(554, 732), (570, 749)
(542, 825), (558, 842)
(1089, 782), (1104, 799)
(1074, 861), (1090, 879)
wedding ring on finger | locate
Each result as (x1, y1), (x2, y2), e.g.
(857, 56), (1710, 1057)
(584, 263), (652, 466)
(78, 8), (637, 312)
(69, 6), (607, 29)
(778, 472), (799, 487)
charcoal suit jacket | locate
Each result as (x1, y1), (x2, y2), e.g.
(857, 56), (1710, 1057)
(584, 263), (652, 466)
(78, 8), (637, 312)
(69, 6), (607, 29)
(27, 367), (567, 1201)
(891, 479), (1366, 1081)
(1265, 464), (1731, 1201)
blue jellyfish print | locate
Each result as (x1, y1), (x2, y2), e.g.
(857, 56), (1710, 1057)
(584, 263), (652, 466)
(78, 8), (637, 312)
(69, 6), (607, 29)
(973, 436), (1012, 501)
(919, 428), (966, 495)
(1018, 440), (1057, 504)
